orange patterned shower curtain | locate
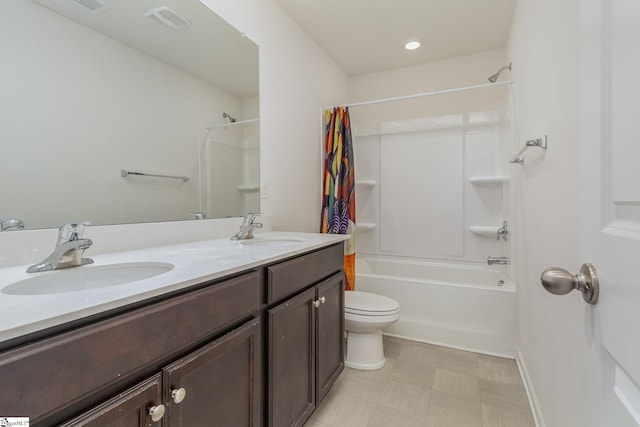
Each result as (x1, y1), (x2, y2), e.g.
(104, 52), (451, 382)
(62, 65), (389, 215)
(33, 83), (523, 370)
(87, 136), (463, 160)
(321, 106), (356, 291)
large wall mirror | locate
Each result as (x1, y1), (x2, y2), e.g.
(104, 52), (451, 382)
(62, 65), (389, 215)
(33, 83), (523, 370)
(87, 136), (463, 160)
(1, 0), (259, 230)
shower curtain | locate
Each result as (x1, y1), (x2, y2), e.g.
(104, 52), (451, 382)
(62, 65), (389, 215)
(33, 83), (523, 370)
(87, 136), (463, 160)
(321, 106), (356, 291)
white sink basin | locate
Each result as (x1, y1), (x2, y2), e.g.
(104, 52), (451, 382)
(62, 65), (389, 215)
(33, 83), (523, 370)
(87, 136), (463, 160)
(235, 237), (305, 248)
(3, 262), (175, 295)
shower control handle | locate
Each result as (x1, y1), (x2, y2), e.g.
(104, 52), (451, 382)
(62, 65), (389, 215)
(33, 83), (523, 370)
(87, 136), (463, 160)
(540, 263), (599, 304)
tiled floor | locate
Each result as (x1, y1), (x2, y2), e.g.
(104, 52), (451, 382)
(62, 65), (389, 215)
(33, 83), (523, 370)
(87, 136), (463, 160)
(305, 336), (535, 427)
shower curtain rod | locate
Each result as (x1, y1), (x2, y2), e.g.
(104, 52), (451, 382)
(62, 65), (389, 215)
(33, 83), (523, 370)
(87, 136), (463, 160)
(206, 118), (259, 130)
(328, 80), (514, 109)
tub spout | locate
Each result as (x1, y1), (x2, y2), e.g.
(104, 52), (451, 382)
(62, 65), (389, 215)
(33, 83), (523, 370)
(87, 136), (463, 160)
(487, 256), (510, 265)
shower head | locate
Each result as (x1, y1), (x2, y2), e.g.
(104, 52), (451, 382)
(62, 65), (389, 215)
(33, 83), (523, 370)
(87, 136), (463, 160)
(222, 112), (237, 123)
(488, 63), (512, 83)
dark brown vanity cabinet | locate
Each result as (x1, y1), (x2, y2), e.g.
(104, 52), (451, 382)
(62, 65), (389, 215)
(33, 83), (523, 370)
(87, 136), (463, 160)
(61, 319), (262, 427)
(0, 270), (262, 427)
(266, 244), (345, 427)
(58, 375), (164, 427)
(0, 242), (345, 427)
(162, 318), (261, 427)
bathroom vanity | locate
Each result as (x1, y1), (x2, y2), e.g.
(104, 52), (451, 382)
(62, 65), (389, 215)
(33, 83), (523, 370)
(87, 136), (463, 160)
(0, 233), (345, 427)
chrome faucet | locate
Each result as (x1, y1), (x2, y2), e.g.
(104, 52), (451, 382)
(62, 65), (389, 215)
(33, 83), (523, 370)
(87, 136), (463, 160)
(496, 220), (510, 241)
(487, 256), (511, 265)
(1, 218), (25, 231)
(231, 213), (263, 240)
(26, 222), (94, 273)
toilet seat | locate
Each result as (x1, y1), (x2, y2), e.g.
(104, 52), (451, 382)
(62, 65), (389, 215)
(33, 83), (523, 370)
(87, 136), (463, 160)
(345, 291), (400, 316)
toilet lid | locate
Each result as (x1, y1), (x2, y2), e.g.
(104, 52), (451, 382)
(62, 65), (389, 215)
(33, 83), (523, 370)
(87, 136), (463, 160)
(345, 291), (400, 315)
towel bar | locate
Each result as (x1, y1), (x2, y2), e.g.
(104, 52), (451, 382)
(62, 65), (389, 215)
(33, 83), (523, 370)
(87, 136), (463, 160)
(121, 169), (189, 182)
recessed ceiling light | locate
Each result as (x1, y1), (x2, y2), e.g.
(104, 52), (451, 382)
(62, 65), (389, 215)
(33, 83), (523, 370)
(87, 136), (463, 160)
(405, 41), (421, 50)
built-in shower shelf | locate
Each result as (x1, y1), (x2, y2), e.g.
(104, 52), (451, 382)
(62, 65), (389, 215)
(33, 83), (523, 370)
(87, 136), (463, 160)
(238, 185), (259, 192)
(356, 223), (376, 232)
(355, 180), (376, 188)
(469, 226), (500, 238)
(469, 176), (510, 186)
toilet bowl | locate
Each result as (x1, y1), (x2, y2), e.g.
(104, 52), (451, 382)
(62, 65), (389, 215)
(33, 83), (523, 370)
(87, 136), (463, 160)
(344, 290), (400, 370)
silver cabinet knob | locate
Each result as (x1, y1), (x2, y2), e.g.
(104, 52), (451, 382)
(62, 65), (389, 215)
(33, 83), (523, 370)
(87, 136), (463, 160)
(171, 387), (187, 404)
(540, 263), (599, 304)
(319, 296), (326, 304)
(148, 404), (166, 422)
(313, 299), (321, 308)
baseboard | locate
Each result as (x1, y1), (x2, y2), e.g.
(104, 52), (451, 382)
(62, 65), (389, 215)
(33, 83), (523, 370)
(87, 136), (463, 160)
(516, 348), (546, 427)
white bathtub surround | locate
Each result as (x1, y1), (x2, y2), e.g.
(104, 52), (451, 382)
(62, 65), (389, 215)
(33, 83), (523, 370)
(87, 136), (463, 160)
(351, 91), (513, 264)
(356, 255), (516, 358)
(344, 290), (400, 370)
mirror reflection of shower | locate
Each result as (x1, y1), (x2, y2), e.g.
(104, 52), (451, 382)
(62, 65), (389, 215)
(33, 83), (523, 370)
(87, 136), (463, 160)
(222, 112), (237, 123)
(200, 115), (260, 218)
(488, 62), (512, 82)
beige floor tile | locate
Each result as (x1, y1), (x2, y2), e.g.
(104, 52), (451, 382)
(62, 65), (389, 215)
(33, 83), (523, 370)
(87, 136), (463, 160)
(303, 418), (335, 427)
(426, 390), (482, 427)
(389, 358), (436, 389)
(432, 369), (480, 401)
(332, 373), (385, 403)
(343, 359), (396, 388)
(306, 338), (534, 427)
(435, 347), (479, 377)
(312, 392), (376, 427)
(379, 379), (431, 416)
(383, 335), (404, 359)
(478, 355), (521, 385)
(481, 403), (535, 427)
(398, 341), (439, 367)
(367, 404), (426, 427)
(479, 379), (531, 415)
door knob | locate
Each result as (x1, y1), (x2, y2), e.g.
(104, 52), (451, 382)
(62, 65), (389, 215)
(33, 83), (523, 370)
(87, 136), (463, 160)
(540, 263), (599, 304)
(171, 387), (187, 404)
(148, 404), (166, 422)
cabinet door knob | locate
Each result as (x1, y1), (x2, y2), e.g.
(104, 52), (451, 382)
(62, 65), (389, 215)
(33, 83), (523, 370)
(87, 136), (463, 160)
(313, 299), (321, 308)
(319, 296), (326, 304)
(148, 404), (166, 422)
(171, 387), (187, 404)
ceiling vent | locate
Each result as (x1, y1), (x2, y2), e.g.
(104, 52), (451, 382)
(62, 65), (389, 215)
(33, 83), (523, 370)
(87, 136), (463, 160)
(144, 6), (191, 30)
(72, 0), (110, 14)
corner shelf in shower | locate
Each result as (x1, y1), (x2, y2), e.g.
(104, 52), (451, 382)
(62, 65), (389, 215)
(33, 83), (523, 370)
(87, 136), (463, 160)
(469, 226), (500, 238)
(355, 222), (376, 233)
(469, 176), (510, 186)
(238, 185), (259, 192)
(355, 180), (376, 188)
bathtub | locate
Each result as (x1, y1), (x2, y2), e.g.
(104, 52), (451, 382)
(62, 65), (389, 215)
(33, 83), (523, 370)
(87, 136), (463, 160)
(355, 255), (516, 358)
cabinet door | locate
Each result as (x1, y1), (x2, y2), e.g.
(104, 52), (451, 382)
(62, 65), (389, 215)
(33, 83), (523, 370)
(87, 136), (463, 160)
(163, 318), (261, 427)
(268, 287), (316, 427)
(60, 374), (164, 427)
(315, 273), (345, 404)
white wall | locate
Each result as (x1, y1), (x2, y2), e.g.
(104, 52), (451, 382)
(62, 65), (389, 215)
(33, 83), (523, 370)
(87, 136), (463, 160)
(508, 0), (603, 426)
(200, 0), (349, 232)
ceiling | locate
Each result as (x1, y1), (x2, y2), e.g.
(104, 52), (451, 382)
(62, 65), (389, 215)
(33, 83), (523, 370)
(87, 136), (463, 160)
(32, 0), (259, 97)
(274, 0), (516, 76)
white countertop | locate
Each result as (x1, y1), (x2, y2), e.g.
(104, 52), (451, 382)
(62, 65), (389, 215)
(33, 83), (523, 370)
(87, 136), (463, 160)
(0, 231), (347, 345)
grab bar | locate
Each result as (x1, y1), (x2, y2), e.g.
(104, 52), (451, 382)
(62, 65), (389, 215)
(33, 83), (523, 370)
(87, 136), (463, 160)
(121, 169), (189, 182)
(509, 135), (547, 165)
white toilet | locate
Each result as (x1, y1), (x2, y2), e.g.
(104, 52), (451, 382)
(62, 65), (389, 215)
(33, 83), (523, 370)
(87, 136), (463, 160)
(344, 291), (401, 370)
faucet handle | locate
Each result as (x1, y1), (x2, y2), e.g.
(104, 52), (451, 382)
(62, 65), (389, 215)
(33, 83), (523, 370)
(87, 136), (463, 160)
(58, 221), (90, 241)
(241, 213), (259, 226)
